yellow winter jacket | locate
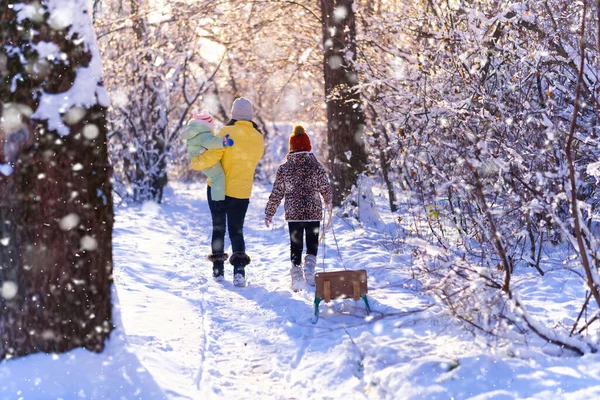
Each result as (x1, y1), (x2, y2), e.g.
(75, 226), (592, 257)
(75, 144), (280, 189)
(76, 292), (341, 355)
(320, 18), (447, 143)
(191, 120), (264, 199)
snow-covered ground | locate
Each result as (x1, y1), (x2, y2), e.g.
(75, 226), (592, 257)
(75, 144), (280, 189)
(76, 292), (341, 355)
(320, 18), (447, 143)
(3, 181), (600, 399)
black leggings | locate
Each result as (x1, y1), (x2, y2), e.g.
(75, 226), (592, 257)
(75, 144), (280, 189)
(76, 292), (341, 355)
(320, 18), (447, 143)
(288, 221), (320, 266)
(207, 186), (250, 255)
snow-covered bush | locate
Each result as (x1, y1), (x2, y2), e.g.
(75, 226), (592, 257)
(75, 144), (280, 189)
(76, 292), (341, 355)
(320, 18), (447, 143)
(341, 174), (386, 231)
(355, 0), (600, 353)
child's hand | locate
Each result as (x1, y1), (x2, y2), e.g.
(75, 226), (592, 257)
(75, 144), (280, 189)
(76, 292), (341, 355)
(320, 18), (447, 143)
(222, 134), (234, 147)
(264, 217), (272, 228)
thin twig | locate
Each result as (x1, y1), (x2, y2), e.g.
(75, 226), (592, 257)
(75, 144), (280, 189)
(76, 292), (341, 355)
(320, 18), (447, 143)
(565, 0), (600, 310)
(571, 290), (592, 336)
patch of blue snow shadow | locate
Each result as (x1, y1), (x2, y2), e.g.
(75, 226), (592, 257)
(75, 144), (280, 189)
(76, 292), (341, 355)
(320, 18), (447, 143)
(374, 353), (600, 400)
(0, 285), (164, 399)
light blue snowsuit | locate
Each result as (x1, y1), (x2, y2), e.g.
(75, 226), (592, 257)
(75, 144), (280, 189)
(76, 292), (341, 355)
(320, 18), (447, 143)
(182, 120), (227, 201)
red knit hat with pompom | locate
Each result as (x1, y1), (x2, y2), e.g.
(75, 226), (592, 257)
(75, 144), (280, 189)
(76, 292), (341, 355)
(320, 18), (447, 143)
(289, 124), (312, 152)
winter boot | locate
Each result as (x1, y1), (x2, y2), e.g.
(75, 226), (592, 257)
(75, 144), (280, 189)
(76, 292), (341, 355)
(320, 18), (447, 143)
(207, 253), (228, 281)
(290, 263), (305, 292)
(230, 252), (251, 287)
(212, 261), (225, 282)
(303, 254), (317, 287)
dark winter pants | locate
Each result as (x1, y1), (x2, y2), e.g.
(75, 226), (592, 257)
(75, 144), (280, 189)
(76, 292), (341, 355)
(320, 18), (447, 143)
(207, 186), (250, 255)
(288, 221), (320, 266)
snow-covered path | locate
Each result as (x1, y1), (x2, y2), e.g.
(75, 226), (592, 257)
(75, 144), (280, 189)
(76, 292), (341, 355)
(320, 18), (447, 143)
(109, 182), (600, 400)
(7, 181), (600, 399)
(113, 182), (432, 399)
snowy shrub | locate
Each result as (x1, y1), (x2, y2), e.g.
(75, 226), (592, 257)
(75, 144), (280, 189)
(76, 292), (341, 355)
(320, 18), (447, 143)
(354, 0), (600, 353)
(341, 174), (386, 231)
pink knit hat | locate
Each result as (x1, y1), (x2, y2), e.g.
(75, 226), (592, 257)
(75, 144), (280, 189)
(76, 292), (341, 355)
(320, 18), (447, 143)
(192, 109), (215, 130)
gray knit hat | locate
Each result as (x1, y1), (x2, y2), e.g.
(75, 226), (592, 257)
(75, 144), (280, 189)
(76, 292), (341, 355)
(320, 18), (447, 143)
(231, 97), (254, 121)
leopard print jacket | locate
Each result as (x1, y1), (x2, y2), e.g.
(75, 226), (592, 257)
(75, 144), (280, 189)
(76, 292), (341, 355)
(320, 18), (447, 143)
(265, 152), (332, 221)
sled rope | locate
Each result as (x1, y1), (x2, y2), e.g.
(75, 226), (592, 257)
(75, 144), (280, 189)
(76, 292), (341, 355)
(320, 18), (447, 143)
(318, 204), (347, 271)
(330, 215), (347, 270)
(319, 204), (333, 271)
(318, 203), (333, 246)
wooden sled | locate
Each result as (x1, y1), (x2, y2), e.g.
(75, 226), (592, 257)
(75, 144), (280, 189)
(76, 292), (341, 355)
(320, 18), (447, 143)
(313, 270), (370, 323)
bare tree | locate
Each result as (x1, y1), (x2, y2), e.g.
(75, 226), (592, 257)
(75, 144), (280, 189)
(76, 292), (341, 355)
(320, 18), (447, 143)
(95, 0), (221, 203)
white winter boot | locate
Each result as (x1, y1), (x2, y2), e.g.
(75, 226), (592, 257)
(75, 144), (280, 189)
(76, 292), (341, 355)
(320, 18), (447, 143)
(303, 254), (317, 287)
(290, 264), (305, 292)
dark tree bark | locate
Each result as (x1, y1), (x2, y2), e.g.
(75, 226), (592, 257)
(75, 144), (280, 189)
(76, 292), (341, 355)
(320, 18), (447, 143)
(0, 0), (113, 359)
(320, 0), (368, 206)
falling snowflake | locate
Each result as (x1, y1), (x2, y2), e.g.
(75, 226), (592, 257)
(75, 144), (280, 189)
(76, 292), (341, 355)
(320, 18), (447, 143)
(59, 213), (80, 231)
(334, 6), (348, 21)
(83, 124), (99, 140)
(1, 281), (18, 300)
(81, 235), (98, 251)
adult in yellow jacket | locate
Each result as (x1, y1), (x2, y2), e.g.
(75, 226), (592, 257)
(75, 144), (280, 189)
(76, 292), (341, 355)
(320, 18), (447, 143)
(191, 97), (264, 286)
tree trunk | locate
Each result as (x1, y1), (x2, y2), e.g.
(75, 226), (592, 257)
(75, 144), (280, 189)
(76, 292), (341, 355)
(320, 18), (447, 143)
(0, 0), (113, 360)
(320, 0), (368, 206)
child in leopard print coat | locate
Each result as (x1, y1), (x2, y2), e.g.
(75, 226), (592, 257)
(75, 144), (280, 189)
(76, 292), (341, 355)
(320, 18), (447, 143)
(264, 124), (332, 291)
